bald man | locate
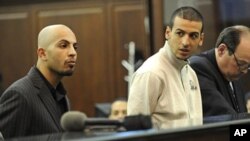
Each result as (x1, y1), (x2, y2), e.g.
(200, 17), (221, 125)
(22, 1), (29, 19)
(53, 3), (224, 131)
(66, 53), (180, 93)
(109, 98), (127, 120)
(190, 25), (250, 116)
(0, 24), (78, 139)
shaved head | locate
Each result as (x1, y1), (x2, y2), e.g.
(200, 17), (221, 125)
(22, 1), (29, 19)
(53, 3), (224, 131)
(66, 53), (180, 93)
(36, 24), (78, 85)
(38, 24), (76, 49)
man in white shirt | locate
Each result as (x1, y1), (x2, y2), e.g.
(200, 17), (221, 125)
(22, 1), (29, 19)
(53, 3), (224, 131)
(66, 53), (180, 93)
(128, 6), (204, 129)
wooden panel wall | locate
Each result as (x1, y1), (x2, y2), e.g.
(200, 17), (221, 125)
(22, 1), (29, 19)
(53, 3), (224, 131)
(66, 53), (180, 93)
(0, 6), (34, 89)
(150, 0), (164, 53)
(0, 0), (150, 116)
(109, 0), (150, 97)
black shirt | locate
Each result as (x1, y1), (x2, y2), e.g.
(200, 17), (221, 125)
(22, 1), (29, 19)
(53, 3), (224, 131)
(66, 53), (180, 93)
(34, 67), (68, 116)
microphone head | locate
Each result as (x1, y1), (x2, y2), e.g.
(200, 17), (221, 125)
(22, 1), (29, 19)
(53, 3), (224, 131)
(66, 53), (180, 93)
(60, 111), (87, 131)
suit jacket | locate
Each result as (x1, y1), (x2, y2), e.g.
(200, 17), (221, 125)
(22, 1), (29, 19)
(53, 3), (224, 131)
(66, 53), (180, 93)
(189, 49), (247, 117)
(0, 132), (3, 140)
(0, 67), (70, 139)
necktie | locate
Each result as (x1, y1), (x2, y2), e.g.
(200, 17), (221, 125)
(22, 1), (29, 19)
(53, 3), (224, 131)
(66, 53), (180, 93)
(228, 82), (240, 112)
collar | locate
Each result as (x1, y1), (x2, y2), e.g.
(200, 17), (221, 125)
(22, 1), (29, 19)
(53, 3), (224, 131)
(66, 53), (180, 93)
(204, 49), (229, 84)
(34, 67), (66, 101)
(162, 41), (188, 70)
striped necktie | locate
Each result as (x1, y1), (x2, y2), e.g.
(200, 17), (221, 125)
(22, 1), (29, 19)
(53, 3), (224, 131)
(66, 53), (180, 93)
(228, 82), (240, 112)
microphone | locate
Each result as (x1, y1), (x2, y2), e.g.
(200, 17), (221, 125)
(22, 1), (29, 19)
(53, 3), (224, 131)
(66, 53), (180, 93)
(60, 111), (152, 132)
(60, 111), (87, 131)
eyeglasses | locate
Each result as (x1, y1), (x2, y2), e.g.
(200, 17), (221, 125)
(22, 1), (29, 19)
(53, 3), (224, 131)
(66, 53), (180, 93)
(232, 53), (250, 71)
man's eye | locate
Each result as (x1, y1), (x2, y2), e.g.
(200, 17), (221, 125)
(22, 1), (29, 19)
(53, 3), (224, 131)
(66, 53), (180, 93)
(239, 63), (248, 68)
(123, 110), (127, 115)
(60, 44), (67, 48)
(74, 44), (78, 50)
(113, 111), (119, 116)
(60, 44), (68, 48)
(176, 32), (184, 37)
(190, 34), (199, 40)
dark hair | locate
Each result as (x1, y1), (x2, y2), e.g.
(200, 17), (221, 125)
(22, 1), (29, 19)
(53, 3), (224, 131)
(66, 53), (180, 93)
(215, 25), (250, 55)
(169, 6), (204, 32)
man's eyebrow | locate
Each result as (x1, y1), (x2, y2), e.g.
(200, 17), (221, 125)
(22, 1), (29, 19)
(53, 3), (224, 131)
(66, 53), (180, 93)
(73, 42), (78, 46)
(59, 39), (70, 43)
(59, 39), (78, 46)
(175, 28), (184, 32)
(190, 32), (200, 34)
(175, 28), (200, 34)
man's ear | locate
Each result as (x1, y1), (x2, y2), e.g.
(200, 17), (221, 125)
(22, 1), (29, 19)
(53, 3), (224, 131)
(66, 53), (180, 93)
(37, 48), (47, 60)
(199, 33), (205, 46)
(217, 43), (227, 56)
(165, 26), (171, 40)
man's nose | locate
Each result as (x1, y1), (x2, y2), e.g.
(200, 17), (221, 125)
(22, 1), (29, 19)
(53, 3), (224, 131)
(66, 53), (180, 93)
(182, 35), (191, 47)
(69, 45), (77, 56)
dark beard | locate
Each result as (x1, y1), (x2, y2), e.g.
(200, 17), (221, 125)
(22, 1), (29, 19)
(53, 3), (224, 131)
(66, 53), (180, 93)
(58, 70), (74, 76)
(49, 66), (75, 77)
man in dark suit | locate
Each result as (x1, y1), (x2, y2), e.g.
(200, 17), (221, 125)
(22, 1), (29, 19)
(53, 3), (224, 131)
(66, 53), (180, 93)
(0, 24), (78, 139)
(189, 25), (250, 117)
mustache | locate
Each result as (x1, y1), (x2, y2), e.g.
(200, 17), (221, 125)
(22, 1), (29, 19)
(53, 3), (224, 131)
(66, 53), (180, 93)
(65, 59), (76, 64)
(179, 48), (190, 52)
